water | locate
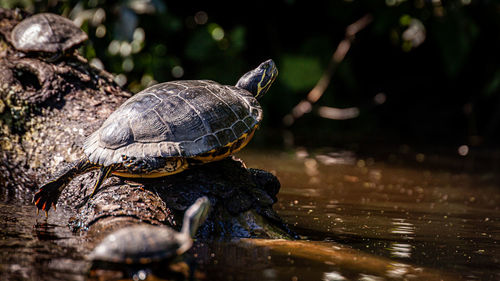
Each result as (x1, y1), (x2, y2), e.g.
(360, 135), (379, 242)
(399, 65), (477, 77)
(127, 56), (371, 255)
(1, 147), (499, 280)
(0, 201), (88, 280)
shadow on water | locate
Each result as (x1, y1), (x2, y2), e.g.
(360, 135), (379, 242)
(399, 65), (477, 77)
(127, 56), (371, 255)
(1, 147), (499, 280)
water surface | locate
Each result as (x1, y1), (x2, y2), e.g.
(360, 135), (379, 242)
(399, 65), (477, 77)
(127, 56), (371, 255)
(0, 147), (499, 280)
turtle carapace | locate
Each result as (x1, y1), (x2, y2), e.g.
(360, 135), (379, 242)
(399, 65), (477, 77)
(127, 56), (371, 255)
(33, 59), (278, 214)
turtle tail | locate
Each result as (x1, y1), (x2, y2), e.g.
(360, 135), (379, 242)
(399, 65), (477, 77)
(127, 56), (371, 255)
(181, 196), (211, 238)
(33, 158), (98, 214)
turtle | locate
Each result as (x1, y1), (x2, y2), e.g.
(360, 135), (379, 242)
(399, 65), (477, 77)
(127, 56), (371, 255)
(10, 13), (88, 60)
(33, 59), (278, 214)
(89, 196), (210, 265)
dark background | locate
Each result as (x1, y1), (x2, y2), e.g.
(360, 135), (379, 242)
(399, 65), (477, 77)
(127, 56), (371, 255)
(3, 0), (500, 150)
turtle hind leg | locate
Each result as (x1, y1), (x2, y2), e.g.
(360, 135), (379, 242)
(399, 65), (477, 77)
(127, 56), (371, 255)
(34, 158), (97, 213)
(89, 165), (116, 198)
(120, 156), (187, 176)
(121, 155), (167, 174)
(76, 165), (116, 209)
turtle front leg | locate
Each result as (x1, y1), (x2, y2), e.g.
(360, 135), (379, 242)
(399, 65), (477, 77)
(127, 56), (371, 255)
(34, 158), (98, 214)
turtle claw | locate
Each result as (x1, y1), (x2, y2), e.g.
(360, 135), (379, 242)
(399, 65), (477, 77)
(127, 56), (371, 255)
(33, 180), (62, 214)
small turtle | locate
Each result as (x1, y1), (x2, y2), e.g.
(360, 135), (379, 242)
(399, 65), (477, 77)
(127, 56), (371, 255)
(89, 196), (210, 264)
(33, 59), (278, 213)
(10, 13), (87, 59)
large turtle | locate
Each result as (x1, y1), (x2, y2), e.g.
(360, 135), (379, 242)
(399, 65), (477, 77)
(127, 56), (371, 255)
(10, 13), (87, 59)
(89, 196), (210, 265)
(34, 59), (278, 214)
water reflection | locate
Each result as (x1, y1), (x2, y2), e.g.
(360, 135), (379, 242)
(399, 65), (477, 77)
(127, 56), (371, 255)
(389, 242), (413, 258)
(390, 218), (415, 237)
(386, 262), (418, 279)
(304, 158), (320, 184)
(238, 148), (500, 280)
(316, 151), (357, 166)
(322, 271), (346, 281)
(358, 274), (385, 281)
(0, 201), (89, 280)
(1, 148), (500, 280)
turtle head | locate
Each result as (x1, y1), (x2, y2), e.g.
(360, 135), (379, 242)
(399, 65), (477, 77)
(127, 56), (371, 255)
(181, 196), (211, 238)
(236, 59), (278, 99)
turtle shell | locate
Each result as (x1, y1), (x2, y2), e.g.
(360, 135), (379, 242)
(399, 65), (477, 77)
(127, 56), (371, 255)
(89, 225), (188, 264)
(11, 13), (88, 53)
(84, 80), (262, 166)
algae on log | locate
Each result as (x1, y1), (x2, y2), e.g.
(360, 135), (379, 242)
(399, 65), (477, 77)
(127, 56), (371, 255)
(0, 9), (294, 240)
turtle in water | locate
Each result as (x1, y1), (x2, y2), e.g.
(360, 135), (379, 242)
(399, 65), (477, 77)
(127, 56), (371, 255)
(10, 13), (87, 60)
(89, 196), (210, 265)
(33, 59), (278, 214)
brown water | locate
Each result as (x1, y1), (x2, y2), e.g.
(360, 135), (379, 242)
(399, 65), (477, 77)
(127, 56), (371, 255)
(1, 147), (499, 280)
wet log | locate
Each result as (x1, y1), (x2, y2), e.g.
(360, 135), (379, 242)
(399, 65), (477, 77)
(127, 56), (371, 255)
(0, 9), (294, 241)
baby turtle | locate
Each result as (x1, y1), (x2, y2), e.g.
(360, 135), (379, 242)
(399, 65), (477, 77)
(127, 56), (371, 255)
(10, 13), (87, 59)
(89, 196), (210, 264)
(34, 59), (278, 214)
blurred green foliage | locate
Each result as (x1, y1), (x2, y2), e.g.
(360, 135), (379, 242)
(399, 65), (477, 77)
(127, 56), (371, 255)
(281, 55), (322, 92)
(1, 0), (499, 147)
